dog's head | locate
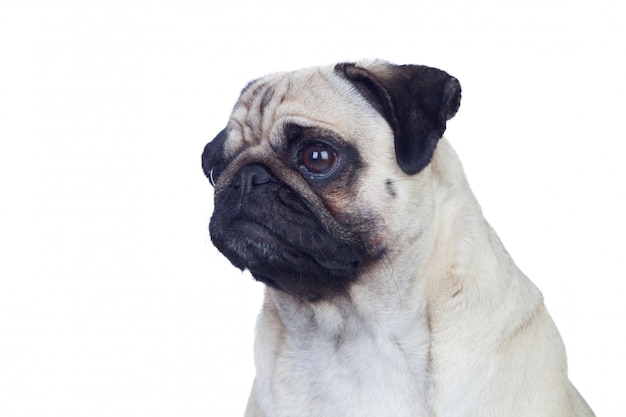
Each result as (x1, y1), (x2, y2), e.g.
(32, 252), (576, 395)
(202, 60), (461, 301)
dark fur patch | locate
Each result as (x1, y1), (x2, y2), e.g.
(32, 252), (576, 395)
(260, 86), (275, 116)
(385, 179), (397, 197)
(240, 78), (261, 96)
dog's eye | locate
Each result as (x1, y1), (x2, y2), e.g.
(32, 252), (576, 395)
(298, 143), (337, 176)
(209, 161), (224, 187)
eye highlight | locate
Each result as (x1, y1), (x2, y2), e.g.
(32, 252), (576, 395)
(298, 143), (338, 176)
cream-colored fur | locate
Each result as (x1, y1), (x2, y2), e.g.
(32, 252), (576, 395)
(220, 63), (594, 417)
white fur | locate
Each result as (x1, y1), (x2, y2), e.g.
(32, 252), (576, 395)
(229, 65), (594, 417)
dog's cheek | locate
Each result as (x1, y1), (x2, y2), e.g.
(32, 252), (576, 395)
(320, 189), (351, 218)
(324, 193), (388, 260)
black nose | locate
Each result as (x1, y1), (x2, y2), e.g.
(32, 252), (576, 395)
(233, 164), (274, 195)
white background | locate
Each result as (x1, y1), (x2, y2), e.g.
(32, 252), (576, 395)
(1, 0), (624, 416)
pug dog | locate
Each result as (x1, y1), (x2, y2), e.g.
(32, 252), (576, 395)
(201, 60), (595, 417)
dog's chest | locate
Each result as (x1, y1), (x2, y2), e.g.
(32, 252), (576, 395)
(265, 320), (433, 417)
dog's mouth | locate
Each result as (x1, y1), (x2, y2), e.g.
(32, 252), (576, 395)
(211, 216), (364, 300)
(208, 178), (368, 300)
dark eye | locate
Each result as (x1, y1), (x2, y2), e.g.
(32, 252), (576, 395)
(208, 161), (224, 187)
(298, 143), (338, 175)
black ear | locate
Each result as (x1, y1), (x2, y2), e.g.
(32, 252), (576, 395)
(202, 129), (228, 181)
(335, 62), (461, 175)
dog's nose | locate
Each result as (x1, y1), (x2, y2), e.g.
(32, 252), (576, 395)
(234, 164), (274, 196)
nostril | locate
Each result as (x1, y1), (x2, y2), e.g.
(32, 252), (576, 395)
(234, 164), (274, 192)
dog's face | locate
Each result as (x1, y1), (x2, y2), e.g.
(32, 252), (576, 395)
(202, 60), (461, 301)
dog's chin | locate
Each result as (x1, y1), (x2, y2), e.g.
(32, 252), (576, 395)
(209, 216), (365, 302)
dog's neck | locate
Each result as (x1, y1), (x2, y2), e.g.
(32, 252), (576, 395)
(424, 140), (543, 324)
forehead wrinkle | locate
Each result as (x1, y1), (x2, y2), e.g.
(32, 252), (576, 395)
(260, 87), (275, 116)
(255, 75), (292, 143)
(240, 78), (260, 96)
(227, 82), (274, 149)
(267, 72), (360, 134)
(241, 78), (269, 102)
(264, 78), (358, 150)
(226, 66), (367, 159)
